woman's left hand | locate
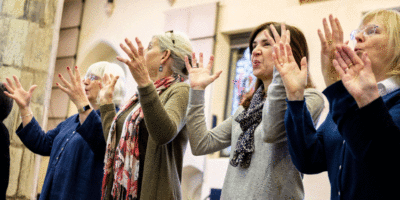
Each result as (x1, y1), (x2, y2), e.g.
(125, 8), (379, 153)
(333, 45), (379, 108)
(117, 37), (152, 87)
(57, 66), (92, 110)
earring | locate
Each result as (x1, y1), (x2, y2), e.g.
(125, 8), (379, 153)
(159, 65), (163, 72)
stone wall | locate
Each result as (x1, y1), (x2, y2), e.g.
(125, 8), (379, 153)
(0, 0), (59, 199)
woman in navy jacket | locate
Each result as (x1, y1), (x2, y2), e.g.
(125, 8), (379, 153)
(273, 10), (400, 199)
(3, 62), (125, 200)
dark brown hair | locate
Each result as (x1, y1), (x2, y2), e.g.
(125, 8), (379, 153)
(241, 22), (315, 109)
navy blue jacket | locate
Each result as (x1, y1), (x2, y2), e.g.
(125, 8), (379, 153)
(285, 81), (400, 199)
(17, 110), (105, 200)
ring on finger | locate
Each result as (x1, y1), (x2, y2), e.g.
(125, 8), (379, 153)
(348, 63), (354, 68)
(327, 40), (333, 45)
(344, 68), (349, 73)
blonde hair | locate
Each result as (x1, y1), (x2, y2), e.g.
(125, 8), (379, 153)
(361, 9), (400, 76)
(153, 31), (193, 79)
(86, 61), (126, 106)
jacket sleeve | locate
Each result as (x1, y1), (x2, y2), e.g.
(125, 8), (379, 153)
(75, 110), (106, 156)
(138, 83), (190, 146)
(16, 117), (60, 156)
(186, 89), (232, 155)
(99, 103), (117, 141)
(327, 81), (400, 161)
(262, 67), (325, 143)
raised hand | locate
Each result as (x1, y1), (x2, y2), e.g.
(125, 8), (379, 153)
(56, 66), (91, 110)
(333, 45), (379, 108)
(184, 52), (222, 90)
(117, 37), (152, 87)
(318, 14), (346, 86)
(3, 76), (37, 110)
(98, 73), (119, 105)
(272, 41), (308, 101)
(263, 23), (289, 46)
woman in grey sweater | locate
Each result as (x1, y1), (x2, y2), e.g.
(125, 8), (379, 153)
(184, 22), (325, 199)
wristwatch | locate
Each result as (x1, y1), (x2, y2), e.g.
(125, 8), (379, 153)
(78, 104), (91, 113)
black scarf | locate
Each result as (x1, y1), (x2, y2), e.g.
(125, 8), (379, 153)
(230, 85), (265, 168)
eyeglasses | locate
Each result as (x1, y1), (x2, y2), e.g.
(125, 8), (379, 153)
(350, 24), (379, 41)
(83, 74), (101, 81)
(166, 30), (175, 46)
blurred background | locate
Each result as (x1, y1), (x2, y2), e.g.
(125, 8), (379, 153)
(1, 0), (399, 199)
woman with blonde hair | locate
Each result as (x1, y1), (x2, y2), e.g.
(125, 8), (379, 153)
(3, 61), (125, 200)
(281, 9), (400, 199)
(99, 31), (192, 200)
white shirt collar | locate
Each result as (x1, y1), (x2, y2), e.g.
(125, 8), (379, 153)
(377, 76), (400, 97)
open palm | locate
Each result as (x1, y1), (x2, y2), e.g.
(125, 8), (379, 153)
(3, 76), (36, 109)
(185, 53), (222, 90)
(99, 73), (119, 105)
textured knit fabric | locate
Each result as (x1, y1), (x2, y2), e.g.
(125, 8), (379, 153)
(100, 82), (189, 200)
(285, 81), (400, 199)
(16, 110), (105, 200)
(186, 68), (325, 199)
(0, 123), (10, 200)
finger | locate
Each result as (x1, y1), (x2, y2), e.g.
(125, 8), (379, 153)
(280, 23), (287, 43)
(116, 56), (131, 65)
(272, 52), (282, 70)
(199, 53), (204, 68)
(333, 59), (346, 77)
(125, 38), (139, 58)
(212, 70), (223, 81)
(329, 15), (339, 41)
(206, 55), (215, 71)
(322, 18), (332, 40)
(264, 30), (276, 46)
(273, 45), (283, 66)
(270, 24), (281, 43)
(120, 43), (135, 60)
(286, 43), (295, 63)
(336, 45), (353, 67)
(184, 55), (192, 73)
(28, 85), (37, 95)
(286, 30), (291, 44)
(5, 78), (15, 91)
(3, 90), (15, 99)
(66, 66), (75, 84)
(56, 82), (69, 94)
(135, 37), (144, 57)
(318, 29), (328, 49)
(12, 76), (22, 88)
(111, 76), (119, 87)
(279, 42), (287, 63)
(300, 57), (308, 73)
(345, 40), (349, 45)
(191, 52), (197, 69)
(58, 73), (72, 89)
(74, 66), (82, 82)
(103, 73), (110, 84)
(342, 45), (363, 65)
(3, 82), (14, 94)
(335, 17), (344, 42)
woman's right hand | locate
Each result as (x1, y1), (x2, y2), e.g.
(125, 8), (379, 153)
(184, 52), (222, 90)
(318, 14), (346, 87)
(98, 73), (119, 105)
(3, 76), (36, 112)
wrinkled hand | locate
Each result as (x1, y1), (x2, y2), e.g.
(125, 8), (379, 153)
(318, 14), (347, 86)
(99, 73), (119, 105)
(272, 41), (308, 101)
(3, 76), (37, 110)
(56, 66), (91, 109)
(333, 45), (379, 108)
(184, 52), (222, 90)
(117, 37), (152, 87)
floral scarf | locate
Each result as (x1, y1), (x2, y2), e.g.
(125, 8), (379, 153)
(230, 85), (265, 168)
(101, 75), (183, 200)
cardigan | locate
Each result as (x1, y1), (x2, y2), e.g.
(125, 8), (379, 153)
(285, 81), (400, 199)
(100, 82), (189, 200)
(16, 110), (105, 200)
(186, 68), (325, 199)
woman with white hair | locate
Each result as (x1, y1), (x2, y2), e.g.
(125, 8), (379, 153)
(99, 31), (192, 200)
(3, 62), (125, 200)
(279, 9), (400, 199)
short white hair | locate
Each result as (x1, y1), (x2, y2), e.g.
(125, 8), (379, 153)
(153, 31), (193, 79)
(85, 61), (126, 106)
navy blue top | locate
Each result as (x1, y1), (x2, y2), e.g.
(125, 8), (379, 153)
(17, 110), (105, 200)
(285, 81), (400, 200)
